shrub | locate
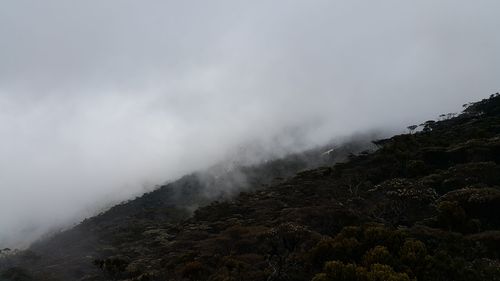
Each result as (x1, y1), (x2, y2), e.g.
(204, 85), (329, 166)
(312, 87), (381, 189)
(362, 246), (393, 267)
(310, 236), (362, 267)
(363, 225), (393, 247)
(311, 260), (365, 281)
(181, 261), (209, 281)
(365, 264), (411, 281)
(399, 239), (427, 265)
(436, 201), (467, 231)
(311, 261), (411, 281)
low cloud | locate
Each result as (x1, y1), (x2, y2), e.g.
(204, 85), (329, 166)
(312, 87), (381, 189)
(1, 0), (500, 247)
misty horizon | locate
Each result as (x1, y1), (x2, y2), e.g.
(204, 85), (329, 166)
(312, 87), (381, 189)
(1, 1), (500, 248)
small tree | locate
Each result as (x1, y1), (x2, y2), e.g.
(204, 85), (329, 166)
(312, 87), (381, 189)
(362, 246), (393, 267)
(406, 125), (418, 134)
(419, 120), (435, 132)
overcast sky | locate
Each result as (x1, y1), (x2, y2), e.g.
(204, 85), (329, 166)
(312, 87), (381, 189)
(1, 0), (500, 248)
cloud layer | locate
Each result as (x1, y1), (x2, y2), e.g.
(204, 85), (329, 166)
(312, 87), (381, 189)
(1, 0), (500, 247)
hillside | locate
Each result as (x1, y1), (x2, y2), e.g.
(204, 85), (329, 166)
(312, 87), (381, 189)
(2, 94), (500, 281)
(0, 131), (374, 280)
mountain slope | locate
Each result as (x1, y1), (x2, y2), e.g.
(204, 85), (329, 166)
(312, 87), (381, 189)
(2, 94), (500, 281)
(0, 132), (374, 281)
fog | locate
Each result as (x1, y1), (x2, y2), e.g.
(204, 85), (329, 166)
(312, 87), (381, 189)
(1, 0), (500, 248)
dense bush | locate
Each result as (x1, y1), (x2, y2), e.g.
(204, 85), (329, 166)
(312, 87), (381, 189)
(312, 261), (411, 281)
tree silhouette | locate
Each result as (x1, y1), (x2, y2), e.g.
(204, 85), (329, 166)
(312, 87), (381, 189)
(407, 125), (418, 134)
(419, 120), (435, 132)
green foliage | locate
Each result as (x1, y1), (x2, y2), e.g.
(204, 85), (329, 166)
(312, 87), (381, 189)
(399, 239), (427, 266)
(436, 201), (467, 231)
(310, 223), (500, 281)
(322, 261), (360, 280)
(311, 261), (411, 281)
(365, 264), (411, 281)
(310, 236), (361, 267)
(363, 225), (393, 246)
(362, 246), (393, 267)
